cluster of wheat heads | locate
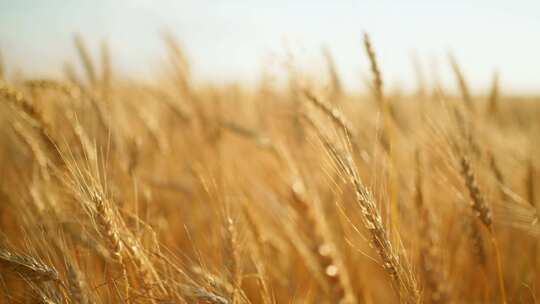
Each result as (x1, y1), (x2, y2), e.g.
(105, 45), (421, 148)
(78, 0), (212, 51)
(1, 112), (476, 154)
(0, 33), (539, 303)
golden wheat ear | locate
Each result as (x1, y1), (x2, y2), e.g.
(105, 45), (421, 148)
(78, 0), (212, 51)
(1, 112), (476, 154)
(0, 49), (5, 80)
(1, 82), (60, 162)
(162, 31), (192, 95)
(450, 104), (507, 303)
(362, 32), (383, 106)
(448, 53), (474, 112)
(322, 46), (343, 101)
(0, 247), (59, 283)
(302, 113), (420, 304)
(73, 34), (97, 88)
(100, 40), (112, 101)
(487, 70), (500, 117)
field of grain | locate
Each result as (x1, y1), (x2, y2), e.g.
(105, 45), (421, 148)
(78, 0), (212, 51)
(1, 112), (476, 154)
(0, 33), (539, 303)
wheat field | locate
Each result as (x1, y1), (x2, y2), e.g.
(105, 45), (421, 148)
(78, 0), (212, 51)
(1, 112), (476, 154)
(0, 32), (539, 304)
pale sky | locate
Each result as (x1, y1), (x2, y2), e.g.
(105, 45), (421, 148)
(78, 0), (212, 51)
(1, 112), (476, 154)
(1, 0), (539, 93)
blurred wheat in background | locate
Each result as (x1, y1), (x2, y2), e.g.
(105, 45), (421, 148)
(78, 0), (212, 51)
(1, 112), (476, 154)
(1, 2), (540, 303)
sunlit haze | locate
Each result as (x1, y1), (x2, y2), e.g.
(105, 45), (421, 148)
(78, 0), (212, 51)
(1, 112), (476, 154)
(1, 0), (539, 93)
